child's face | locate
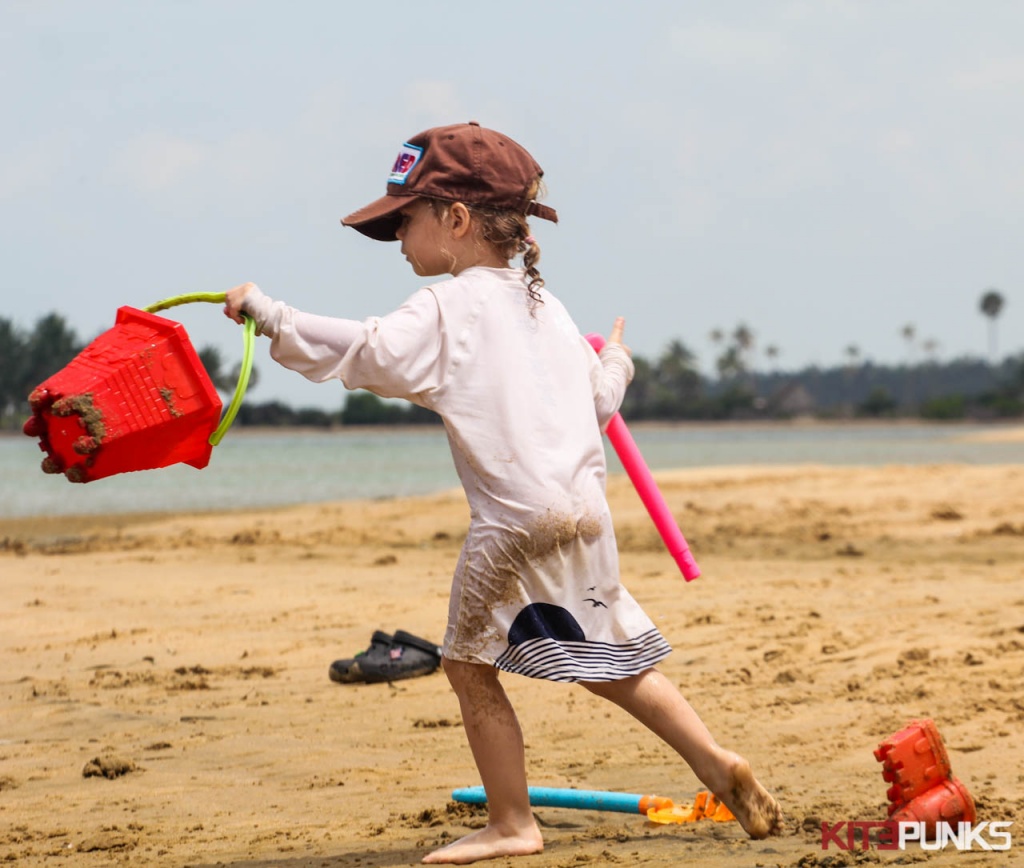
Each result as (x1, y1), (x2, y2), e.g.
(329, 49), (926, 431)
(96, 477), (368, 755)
(395, 199), (452, 277)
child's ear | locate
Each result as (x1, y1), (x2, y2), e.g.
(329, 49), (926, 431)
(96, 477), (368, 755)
(449, 202), (472, 239)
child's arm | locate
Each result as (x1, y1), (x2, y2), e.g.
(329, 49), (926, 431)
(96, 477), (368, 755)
(224, 282), (445, 401)
(225, 283), (364, 381)
(588, 317), (634, 429)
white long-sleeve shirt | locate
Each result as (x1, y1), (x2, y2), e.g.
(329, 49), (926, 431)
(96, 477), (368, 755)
(243, 266), (670, 680)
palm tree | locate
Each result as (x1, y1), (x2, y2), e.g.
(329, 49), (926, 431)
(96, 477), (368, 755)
(979, 288), (1005, 362)
(900, 324), (917, 410)
(708, 328), (724, 377)
(843, 344), (862, 415)
(715, 345), (744, 381)
(725, 323), (757, 399)
(900, 323), (916, 363)
(733, 323), (755, 360)
(730, 322), (754, 383)
(652, 339), (700, 417)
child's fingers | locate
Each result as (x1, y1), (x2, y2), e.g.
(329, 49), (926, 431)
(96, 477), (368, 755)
(606, 317), (631, 357)
(223, 282), (256, 324)
(608, 316), (626, 346)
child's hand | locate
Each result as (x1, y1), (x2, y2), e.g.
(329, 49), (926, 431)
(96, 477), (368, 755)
(224, 282), (257, 324)
(607, 316), (631, 357)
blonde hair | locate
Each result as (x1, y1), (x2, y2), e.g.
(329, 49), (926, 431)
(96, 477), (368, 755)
(428, 179), (547, 311)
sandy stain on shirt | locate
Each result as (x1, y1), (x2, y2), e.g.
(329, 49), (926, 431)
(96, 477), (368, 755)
(452, 510), (604, 660)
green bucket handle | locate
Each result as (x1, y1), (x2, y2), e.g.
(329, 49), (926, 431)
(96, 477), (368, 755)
(143, 292), (255, 446)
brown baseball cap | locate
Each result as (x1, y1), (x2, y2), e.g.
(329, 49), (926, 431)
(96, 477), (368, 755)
(342, 121), (558, 241)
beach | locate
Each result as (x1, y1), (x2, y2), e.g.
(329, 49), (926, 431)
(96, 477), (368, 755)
(2, 462), (1023, 867)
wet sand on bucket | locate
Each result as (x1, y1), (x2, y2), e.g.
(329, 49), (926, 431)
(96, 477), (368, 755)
(1, 463), (1022, 866)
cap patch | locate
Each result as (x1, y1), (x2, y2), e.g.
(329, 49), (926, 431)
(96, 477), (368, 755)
(388, 142), (424, 185)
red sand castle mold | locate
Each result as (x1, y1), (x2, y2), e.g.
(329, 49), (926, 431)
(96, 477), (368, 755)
(874, 718), (976, 834)
(874, 718), (952, 806)
(889, 777), (977, 830)
(23, 306), (222, 483)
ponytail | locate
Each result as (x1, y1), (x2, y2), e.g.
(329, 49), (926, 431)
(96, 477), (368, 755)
(521, 234), (544, 309)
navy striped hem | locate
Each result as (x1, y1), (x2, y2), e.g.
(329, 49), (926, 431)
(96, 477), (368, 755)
(494, 628), (672, 683)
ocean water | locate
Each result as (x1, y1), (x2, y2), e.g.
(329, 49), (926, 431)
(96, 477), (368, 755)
(2, 422), (1022, 519)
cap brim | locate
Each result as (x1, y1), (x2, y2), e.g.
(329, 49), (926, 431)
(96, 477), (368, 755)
(341, 193), (417, 241)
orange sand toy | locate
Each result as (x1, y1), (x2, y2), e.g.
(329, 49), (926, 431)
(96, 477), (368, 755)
(874, 718), (976, 833)
(646, 790), (736, 825)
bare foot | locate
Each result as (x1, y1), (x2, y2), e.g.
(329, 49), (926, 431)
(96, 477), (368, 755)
(422, 823), (543, 864)
(715, 752), (784, 838)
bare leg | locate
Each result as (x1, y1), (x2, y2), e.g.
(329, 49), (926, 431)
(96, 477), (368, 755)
(423, 657), (543, 864)
(581, 668), (783, 838)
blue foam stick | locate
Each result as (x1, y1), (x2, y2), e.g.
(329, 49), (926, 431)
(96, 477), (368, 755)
(451, 786), (669, 815)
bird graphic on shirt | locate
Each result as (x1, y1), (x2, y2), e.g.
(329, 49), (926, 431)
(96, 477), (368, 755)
(582, 598), (608, 608)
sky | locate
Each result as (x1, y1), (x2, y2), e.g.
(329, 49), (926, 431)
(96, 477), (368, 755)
(3, 0), (1022, 410)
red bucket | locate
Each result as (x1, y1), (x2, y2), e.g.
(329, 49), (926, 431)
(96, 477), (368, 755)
(23, 295), (252, 483)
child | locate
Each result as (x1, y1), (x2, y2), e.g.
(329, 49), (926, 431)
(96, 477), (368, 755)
(224, 121), (783, 864)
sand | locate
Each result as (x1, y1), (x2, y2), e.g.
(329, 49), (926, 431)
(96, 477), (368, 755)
(1, 463), (1022, 867)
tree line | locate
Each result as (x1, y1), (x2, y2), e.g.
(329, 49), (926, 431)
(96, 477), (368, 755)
(2, 296), (1020, 431)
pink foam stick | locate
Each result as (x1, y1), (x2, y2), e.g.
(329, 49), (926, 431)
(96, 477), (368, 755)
(587, 333), (700, 581)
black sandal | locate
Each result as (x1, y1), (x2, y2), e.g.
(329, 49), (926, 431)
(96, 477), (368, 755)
(328, 630), (442, 684)
(328, 630), (394, 684)
(360, 630), (443, 683)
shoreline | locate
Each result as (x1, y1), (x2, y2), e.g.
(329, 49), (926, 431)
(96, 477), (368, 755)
(4, 420), (1023, 527)
(5, 416), (1024, 437)
(3, 454), (1023, 544)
